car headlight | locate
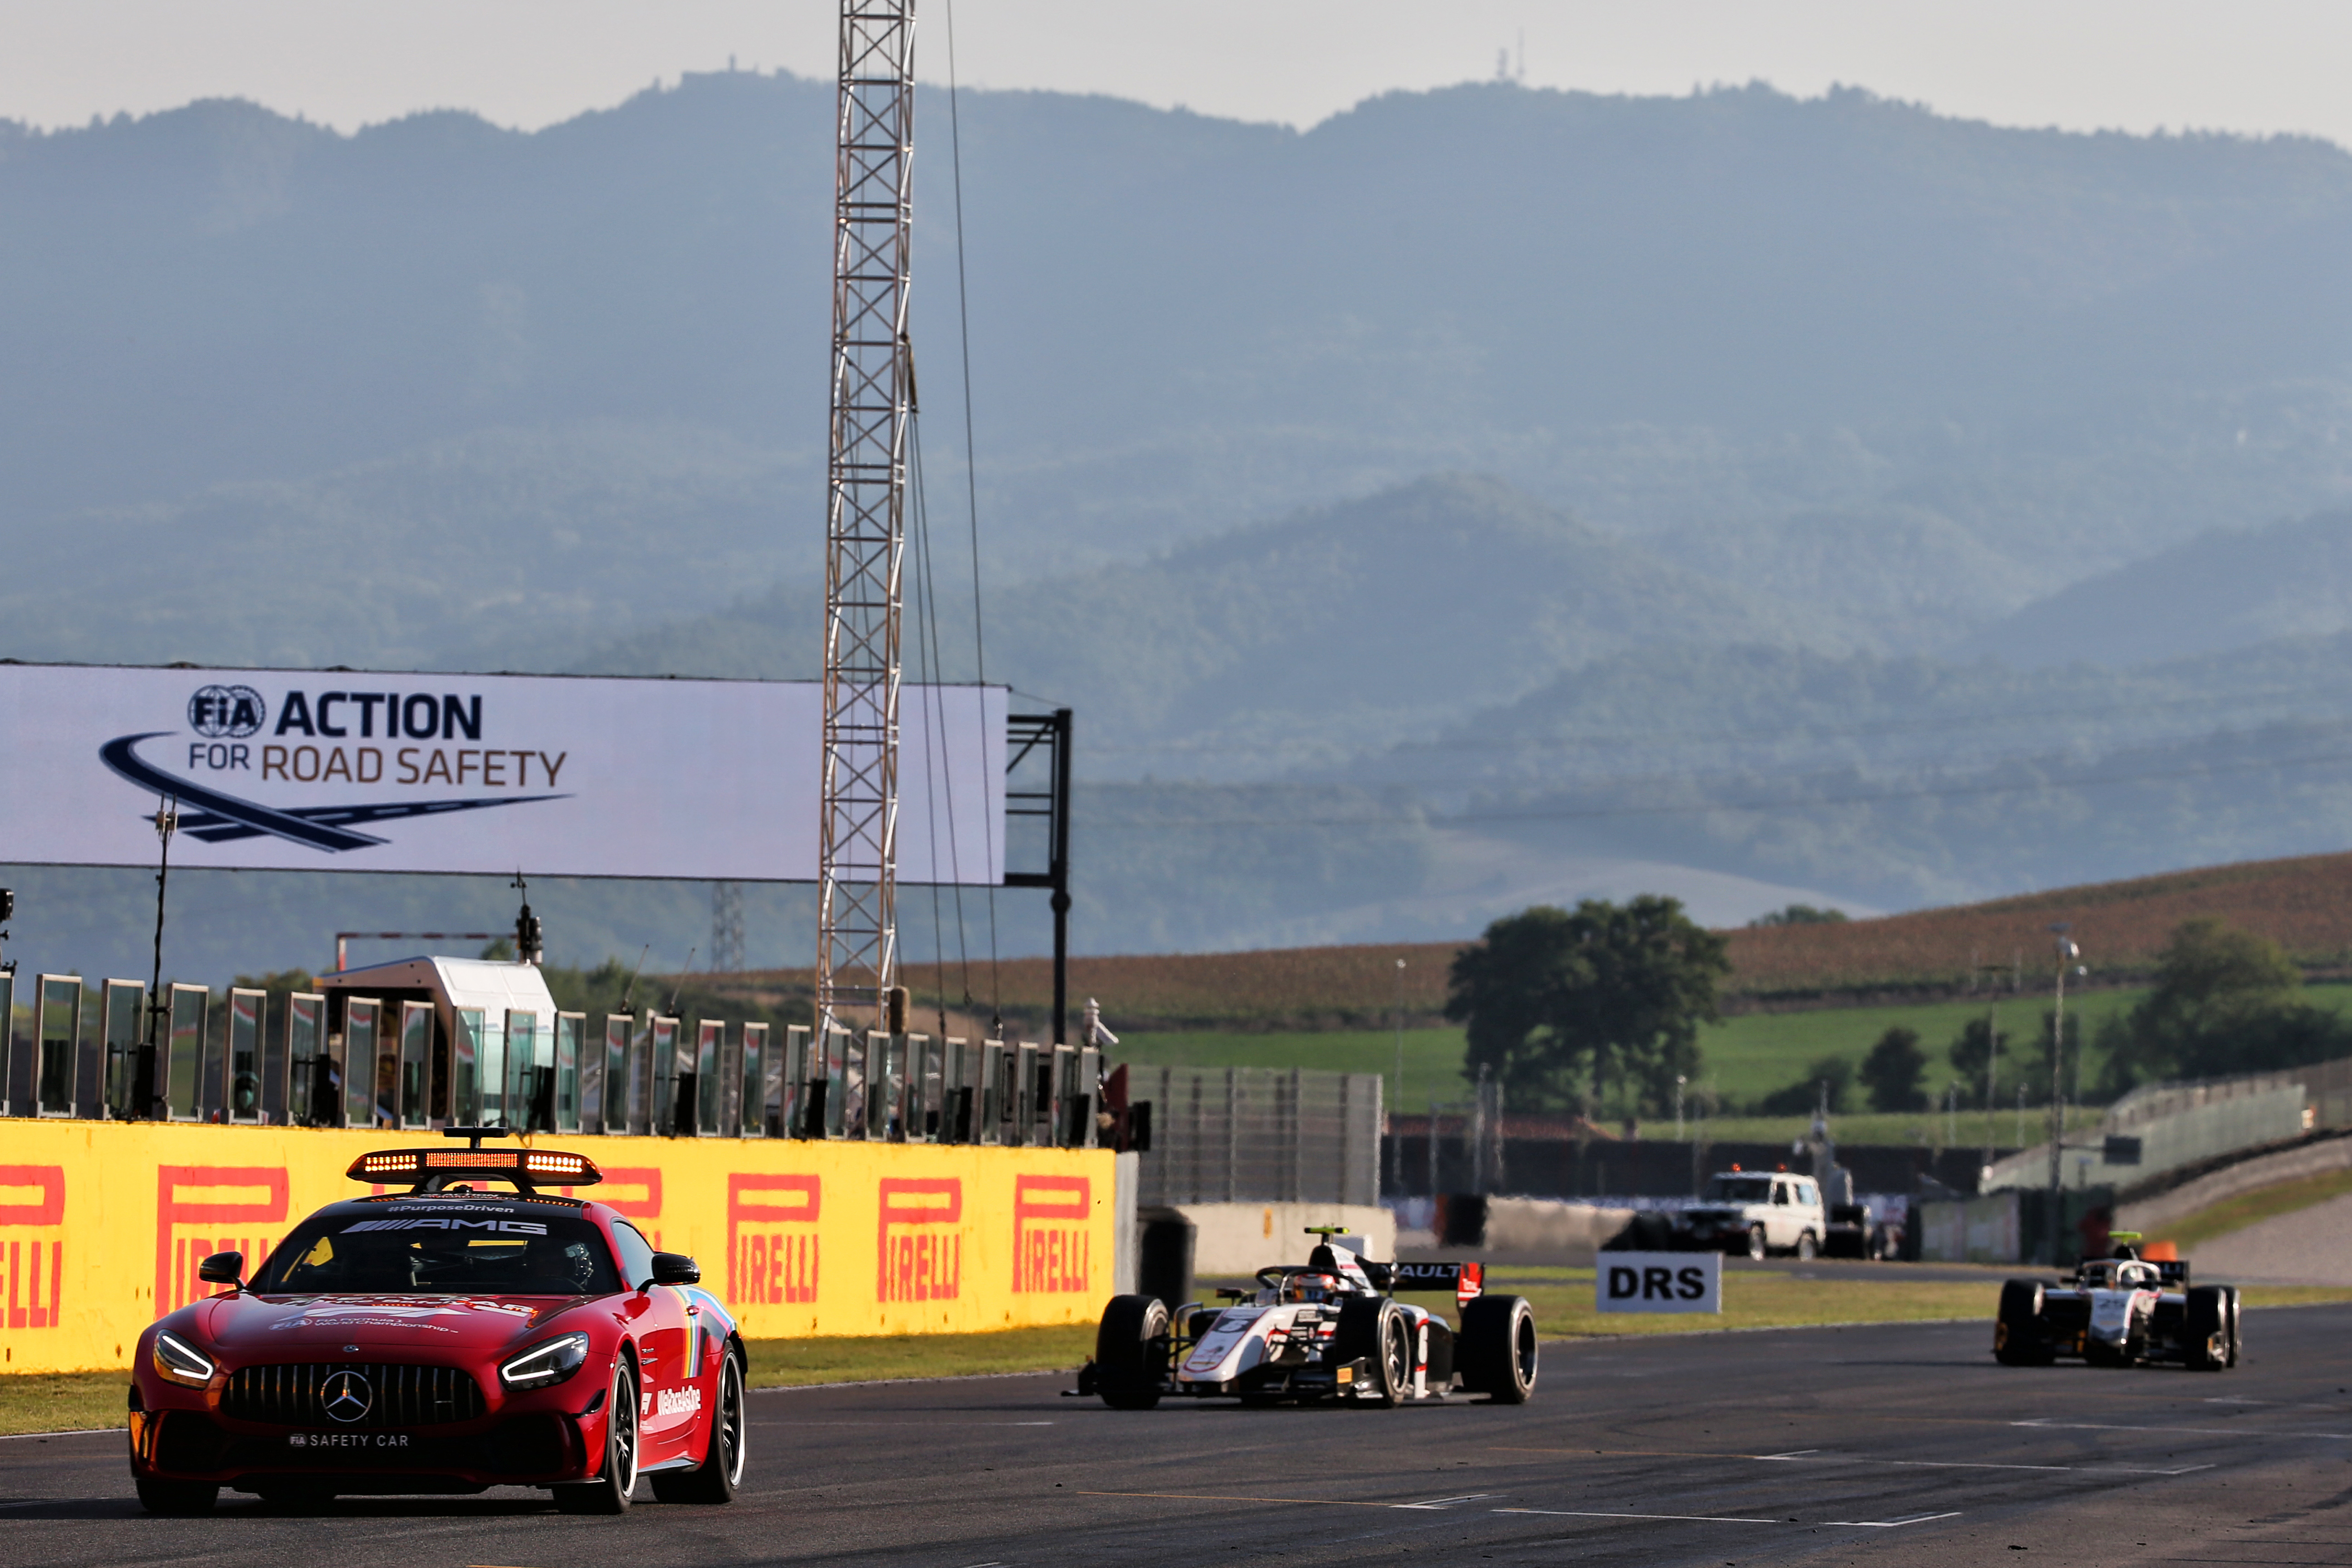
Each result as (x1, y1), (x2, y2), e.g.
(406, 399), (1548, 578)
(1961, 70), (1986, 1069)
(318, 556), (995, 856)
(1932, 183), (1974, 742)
(152, 1331), (216, 1387)
(500, 1332), (591, 1391)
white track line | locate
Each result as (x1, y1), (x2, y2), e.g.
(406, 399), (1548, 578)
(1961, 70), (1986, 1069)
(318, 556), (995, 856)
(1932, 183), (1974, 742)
(1826, 1512), (1963, 1529)
(1495, 1507), (1779, 1524)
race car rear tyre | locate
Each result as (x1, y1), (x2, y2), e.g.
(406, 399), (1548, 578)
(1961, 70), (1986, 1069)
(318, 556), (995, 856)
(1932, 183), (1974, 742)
(2185, 1286), (2231, 1372)
(1994, 1279), (2053, 1365)
(2224, 1287), (2242, 1367)
(653, 1350), (745, 1503)
(135, 1479), (218, 1516)
(1095, 1294), (1170, 1410)
(555, 1358), (640, 1514)
(1335, 1297), (1408, 1408)
(1460, 1294), (1538, 1404)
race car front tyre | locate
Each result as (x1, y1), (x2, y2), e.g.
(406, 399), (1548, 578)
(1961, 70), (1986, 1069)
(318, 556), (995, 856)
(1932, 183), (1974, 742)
(1095, 1294), (1170, 1410)
(653, 1350), (746, 1503)
(1335, 1297), (1408, 1408)
(1459, 1294), (1538, 1404)
(135, 1479), (218, 1516)
(1993, 1280), (2054, 1366)
(555, 1358), (641, 1514)
(2185, 1286), (2236, 1372)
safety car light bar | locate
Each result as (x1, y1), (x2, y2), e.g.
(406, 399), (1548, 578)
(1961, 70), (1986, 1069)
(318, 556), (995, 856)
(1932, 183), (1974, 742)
(346, 1149), (603, 1185)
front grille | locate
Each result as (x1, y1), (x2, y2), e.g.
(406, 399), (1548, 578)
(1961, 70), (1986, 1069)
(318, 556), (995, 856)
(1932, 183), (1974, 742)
(223, 1363), (487, 1428)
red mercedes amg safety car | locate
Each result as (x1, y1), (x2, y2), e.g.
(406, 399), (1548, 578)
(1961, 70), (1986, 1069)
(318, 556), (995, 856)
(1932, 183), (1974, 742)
(128, 1131), (745, 1515)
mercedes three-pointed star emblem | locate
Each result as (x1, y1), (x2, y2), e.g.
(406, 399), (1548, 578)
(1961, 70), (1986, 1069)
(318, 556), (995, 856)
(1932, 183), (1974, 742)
(321, 1368), (373, 1423)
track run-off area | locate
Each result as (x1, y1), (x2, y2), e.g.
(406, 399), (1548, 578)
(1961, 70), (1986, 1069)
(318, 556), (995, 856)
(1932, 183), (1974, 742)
(8, 1307), (2352, 1568)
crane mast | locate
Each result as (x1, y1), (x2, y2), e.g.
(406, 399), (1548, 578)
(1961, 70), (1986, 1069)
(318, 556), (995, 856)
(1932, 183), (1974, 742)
(818, 0), (916, 1038)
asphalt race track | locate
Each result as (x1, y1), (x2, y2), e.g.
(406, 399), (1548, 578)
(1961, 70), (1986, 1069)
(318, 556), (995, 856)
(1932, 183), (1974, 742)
(9, 1306), (2352, 1568)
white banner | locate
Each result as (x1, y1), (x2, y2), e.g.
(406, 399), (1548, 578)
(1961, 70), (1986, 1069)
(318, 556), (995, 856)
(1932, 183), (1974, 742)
(1595, 1250), (1721, 1314)
(0, 665), (1005, 883)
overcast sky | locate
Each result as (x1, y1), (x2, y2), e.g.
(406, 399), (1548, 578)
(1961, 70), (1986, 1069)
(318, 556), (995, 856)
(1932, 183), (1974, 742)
(5, 1), (2352, 148)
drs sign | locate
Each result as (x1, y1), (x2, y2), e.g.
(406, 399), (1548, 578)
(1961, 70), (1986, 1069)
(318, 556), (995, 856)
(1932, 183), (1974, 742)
(1596, 1250), (1720, 1315)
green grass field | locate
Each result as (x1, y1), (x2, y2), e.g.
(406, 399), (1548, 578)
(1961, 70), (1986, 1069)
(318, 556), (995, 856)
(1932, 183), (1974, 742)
(1113, 983), (2352, 1140)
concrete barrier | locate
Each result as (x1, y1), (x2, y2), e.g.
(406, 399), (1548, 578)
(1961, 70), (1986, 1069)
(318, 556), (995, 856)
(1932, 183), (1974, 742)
(1172, 1202), (1396, 1276)
(0, 1119), (1116, 1373)
(2117, 1132), (2352, 1238)
(1473, 1197), (1636, 1263)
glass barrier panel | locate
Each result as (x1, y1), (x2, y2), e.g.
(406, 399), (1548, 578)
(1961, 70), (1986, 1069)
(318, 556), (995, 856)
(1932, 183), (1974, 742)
(852, 1032), (880, 1140)
(102, 980), (142, 1120)
(881, 1033), (910, 1142)
(601, 1016), (632, 1135)
(35, 975), (81, 1117)
(287, 993), (326, 1125)
(740, 1022), (769, 1137)
(1075, 1045), (1101, 1147)
(506, 1011), (540, 1132)
(555, 1012), (584, 1133)
(0, 971), (18, 1115)
(167, 985), (208, 1122)
(1009, 1043), (1036, 1148)
(779, 1024), (810, 1138)
(916, 1033), (943, 1142)
(693, 1019), (723, 1136)
(398, 1001), (434, 1128)
(451, 1008), (484, 1127)
(226, 988), (265, 1122)
(343, 999), (382, 1127)
(978, 1040), (1004, 1146)
(823, 1027), (851, 1138)
(257, 990), (286, 1123)
(475, 1009), (508, 1127)
(650, 1016), (679, 1137)
(940, 1037), (967, 1144)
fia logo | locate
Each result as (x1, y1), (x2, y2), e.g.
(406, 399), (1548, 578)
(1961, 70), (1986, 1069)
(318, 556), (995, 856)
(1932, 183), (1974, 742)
(189, 686), (266, 739)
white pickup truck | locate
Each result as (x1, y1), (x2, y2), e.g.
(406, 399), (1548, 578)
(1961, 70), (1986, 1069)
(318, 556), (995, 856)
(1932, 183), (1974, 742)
(1670, 1169), (1828, 1259)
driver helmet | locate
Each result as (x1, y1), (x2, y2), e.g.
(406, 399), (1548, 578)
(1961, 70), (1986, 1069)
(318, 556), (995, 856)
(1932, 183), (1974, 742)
(1284, 1273), (1339, 1303)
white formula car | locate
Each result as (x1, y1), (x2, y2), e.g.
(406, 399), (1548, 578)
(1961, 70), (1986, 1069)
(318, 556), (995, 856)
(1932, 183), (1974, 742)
(1074, 1231), (1537, 1409)
(1994, 1233), (2240, 1370)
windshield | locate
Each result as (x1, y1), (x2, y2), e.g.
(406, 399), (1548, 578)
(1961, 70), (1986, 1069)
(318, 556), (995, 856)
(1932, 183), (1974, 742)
(1702, 1176), (1773, 1203)
(254, 1206), (622, 1295)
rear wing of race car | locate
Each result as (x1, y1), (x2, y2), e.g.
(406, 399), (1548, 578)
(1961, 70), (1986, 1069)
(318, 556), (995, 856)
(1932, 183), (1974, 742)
(1381, 1260), (1485, 1307)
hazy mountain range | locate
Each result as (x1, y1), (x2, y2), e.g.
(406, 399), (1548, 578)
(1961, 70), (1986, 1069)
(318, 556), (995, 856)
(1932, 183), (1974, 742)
(8, 71), (2352, 978)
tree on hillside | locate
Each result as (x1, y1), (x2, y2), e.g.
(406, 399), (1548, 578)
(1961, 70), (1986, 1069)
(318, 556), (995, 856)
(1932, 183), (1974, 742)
(1755, 1054), (1854, 1116)
(1949, 1015), (2004, 1103)
(1749, 904), (1847, 927)
(2095, 916), (2350, 1093)
(1446, 897), (1730, 1114)
(1859, 1026), (1930, 1112)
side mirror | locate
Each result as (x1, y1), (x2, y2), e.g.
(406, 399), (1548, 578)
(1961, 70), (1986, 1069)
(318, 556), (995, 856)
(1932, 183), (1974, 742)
(198, 1251), (245, 1289)
(649, 1252), (701, 1288)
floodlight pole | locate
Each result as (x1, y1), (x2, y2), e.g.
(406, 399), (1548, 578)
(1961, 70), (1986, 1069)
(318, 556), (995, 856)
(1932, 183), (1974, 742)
(817, 0), (916, 1041)
(2045, 923), (2076, 1264)
(135, 796), (177, 1121)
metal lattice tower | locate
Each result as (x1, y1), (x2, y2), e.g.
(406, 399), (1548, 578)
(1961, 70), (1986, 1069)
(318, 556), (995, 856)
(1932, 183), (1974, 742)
(817, 0), (916, 1036)
(710, 881), (746, 975)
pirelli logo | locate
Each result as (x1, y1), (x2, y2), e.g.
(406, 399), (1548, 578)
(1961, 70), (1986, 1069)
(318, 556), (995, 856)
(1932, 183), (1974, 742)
(1011, 1175), (1090, 1294)
(0, 1165), (65, 1331)
(876, 1178), (961, 1303)
(154, 1165), (290, 1317)
(727, 1174), (820, 1307)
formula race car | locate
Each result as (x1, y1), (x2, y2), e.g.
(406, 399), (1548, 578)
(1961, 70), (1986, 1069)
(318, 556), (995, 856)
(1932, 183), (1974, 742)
(129, 1130), (746, 1515)
(1994, 1233), (2240, 1371)
(1074, 1229), (1538, 1408)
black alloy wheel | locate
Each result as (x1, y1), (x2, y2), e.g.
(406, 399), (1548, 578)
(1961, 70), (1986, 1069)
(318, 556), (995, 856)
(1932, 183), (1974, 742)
(654, 1350), (746, 1503)
(555, 1359), (639, 1513)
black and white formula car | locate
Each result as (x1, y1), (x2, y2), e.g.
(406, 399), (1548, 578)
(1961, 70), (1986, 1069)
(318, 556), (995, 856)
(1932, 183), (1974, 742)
(1075, 1230), (1537, 1409)
(1994, 1233), (2241, 1370)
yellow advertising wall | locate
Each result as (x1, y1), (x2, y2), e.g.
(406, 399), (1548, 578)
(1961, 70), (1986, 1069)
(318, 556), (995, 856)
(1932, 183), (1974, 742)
(0, 1121), (1117, 1375)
